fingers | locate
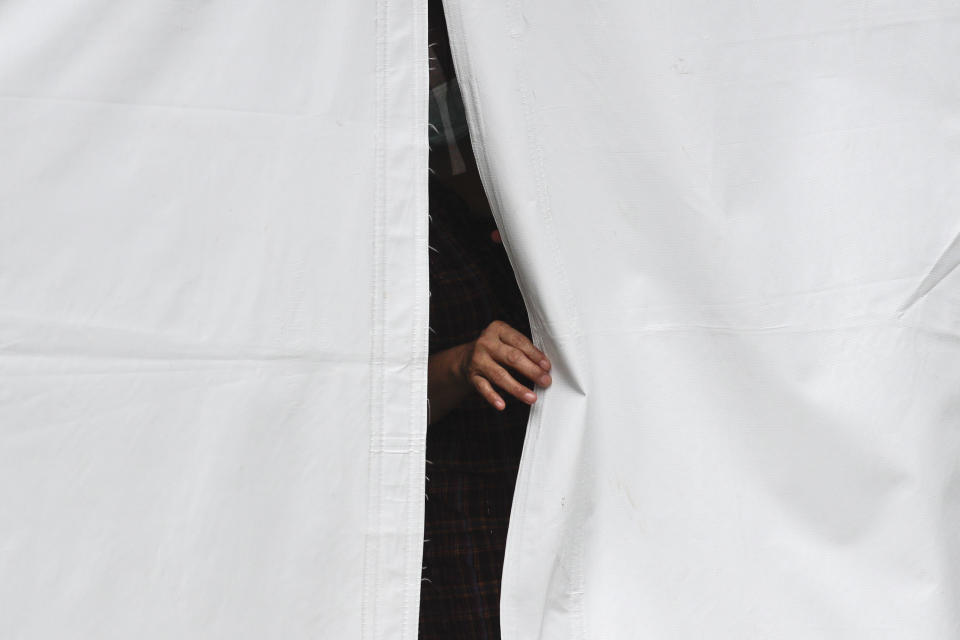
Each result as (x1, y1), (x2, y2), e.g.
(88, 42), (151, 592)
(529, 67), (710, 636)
(486, 361), (537, 405)
(470, 351), (537, 409)
(494, 321), (551, 372)
(470, 374), (505, 410)
(466, 320), (554, 411)
(494, 343), (551, 388)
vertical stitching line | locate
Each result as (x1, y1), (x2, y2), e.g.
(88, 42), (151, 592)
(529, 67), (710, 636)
(362, 0), (389, 636)
(402, 1), (431, 638)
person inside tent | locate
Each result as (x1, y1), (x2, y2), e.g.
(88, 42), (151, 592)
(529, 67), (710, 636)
(421, 1), (553, 638)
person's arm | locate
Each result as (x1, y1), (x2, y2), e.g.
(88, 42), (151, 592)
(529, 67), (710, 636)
(428, 320), (552, 425)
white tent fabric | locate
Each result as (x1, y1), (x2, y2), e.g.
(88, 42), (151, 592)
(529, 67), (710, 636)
(443, 1), (960, 638)
(0, 1), (427, 638)
(3, 0), (959, 637)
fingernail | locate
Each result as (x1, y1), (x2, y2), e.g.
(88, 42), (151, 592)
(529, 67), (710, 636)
(524, 392), (536, 403)
(496, 399), (505, 409)
(539, 359), (550, 371)
(539, 375), (551, 386)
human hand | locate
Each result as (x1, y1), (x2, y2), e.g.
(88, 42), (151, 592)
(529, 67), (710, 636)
(457, 320), (552, 410)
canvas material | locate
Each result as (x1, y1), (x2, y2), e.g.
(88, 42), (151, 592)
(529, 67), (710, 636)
(442, 1), (960, 637)
(0, 1), (428, 638)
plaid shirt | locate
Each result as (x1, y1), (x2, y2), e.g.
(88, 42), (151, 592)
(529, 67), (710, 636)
(420, 2), (533, 638)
